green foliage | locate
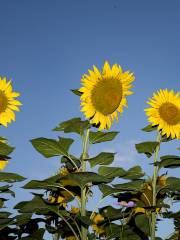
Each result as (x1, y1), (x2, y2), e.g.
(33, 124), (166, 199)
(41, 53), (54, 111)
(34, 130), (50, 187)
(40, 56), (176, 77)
(53, 117), (89, 135)
(87, 152), (115, 168)
(135, 141), (159, 157)
(154, 155), (180, 169)
(89, 131), (119, 144)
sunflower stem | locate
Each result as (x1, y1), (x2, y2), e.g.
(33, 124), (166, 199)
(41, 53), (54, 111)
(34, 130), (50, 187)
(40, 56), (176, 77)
(151, 132), (161, 240)
(81, 128), (90, 240)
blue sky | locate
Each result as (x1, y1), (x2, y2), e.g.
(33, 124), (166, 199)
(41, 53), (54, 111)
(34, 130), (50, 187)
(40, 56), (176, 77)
(0, 0), (179, 238)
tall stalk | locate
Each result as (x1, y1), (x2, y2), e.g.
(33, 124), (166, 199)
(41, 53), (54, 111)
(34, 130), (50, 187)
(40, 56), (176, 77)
(151, 132), (161, 240)
(81, 128), (90, 240)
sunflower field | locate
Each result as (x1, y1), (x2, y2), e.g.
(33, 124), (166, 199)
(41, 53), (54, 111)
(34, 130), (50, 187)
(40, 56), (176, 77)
(0, 61), (179, 240)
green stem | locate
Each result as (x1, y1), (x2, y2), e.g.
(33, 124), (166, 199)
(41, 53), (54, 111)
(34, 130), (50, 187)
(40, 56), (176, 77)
(151, 132), (161, 240)
(81, 128), (90, 240)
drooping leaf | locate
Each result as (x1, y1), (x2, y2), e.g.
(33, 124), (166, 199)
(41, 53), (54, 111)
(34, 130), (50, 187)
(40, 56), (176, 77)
(154, 155), (180, 169)
(60, 172), (110, 188)
(89, 131), (119, 144)
(0, 142), (14, 156)
(53, 118), (89, 135)
(71, 89), (82, 96)
(142, 124), (157, 132)
(30, 138), (70, 158)
(135, 141), (159, 158)
(0, 172), (26, 183)
(87, 152), (115, 168)
(98, 166), (126, 179)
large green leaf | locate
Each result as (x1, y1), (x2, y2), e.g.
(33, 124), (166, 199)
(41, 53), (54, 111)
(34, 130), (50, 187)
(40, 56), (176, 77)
(23, 180), (61, 191)
(15, 213), (32, 226)
(60, 172), (110, 188)
(98, 184), (120, 197)
(98, 166), (126, 179)
(89, 131), (119, 144)
(0, 142), (14, 155)
(122, 166), (145, 180)
(15, 195), (61, 215)
(99, 166), (144, 180)
(113, 180), (144, 191)
(135, 214), (150, 235)
(135, 141), (159, 158)
(53, 118), (89, 135)
(57, 137), (74, 152)
(30, 138), (70, 158)
(0, 172), (26, 183)
(87, 152), (115, 168)
(154, 155), (180, 169)
(167, 177), (180, 191)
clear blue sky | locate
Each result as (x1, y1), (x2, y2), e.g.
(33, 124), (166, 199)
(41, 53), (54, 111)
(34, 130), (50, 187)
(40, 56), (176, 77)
(0, 0), (179, 238)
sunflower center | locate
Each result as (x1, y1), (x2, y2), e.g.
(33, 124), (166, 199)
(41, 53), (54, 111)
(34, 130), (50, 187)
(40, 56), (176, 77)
(91, 78), (122, 115)
(159, 102), (180, 125)
(0, 91), (8, 113)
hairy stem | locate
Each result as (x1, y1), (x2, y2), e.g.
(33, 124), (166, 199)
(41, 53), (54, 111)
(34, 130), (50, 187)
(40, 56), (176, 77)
(81, 128), (90, 240)
(151, 132), (161, 240)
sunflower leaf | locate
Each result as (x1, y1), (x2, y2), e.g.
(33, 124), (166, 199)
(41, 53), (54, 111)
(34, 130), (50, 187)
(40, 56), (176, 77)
(30, 137), (71, 158)
(135, 141), (159, 158)
(86, 152), (115, 168)
(153, 155), (180, 169)
(53, 118), (90, 135)
(98, 166), (126, 179)
(89, 131), (119, 144)
(71, 89), (82, 96)
(0, 172), (26, 183)
(113, 180), (144, 191)
(0, 142), (14, 156)
(60, 172), (110, 188)
(142, 124), (157, 132)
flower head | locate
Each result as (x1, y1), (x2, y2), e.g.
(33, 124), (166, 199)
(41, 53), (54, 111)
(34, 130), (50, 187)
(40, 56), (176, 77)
(79, 61), (134, 130)
(145, 89), (180, 139)
(92, 213), (105, 235)
(0, 77), (22, 127)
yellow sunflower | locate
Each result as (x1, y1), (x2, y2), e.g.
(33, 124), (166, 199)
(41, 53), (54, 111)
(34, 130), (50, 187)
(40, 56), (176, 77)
(0, 77), (21, 127)
(145, 89), (180, 139)
(79, 61), (134, 130)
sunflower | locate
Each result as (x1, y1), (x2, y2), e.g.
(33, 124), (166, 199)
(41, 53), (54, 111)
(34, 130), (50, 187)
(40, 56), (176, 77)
(79, 61), (134, 130)
(0, 77), (21, 127)
(145, 89), (180, 139)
